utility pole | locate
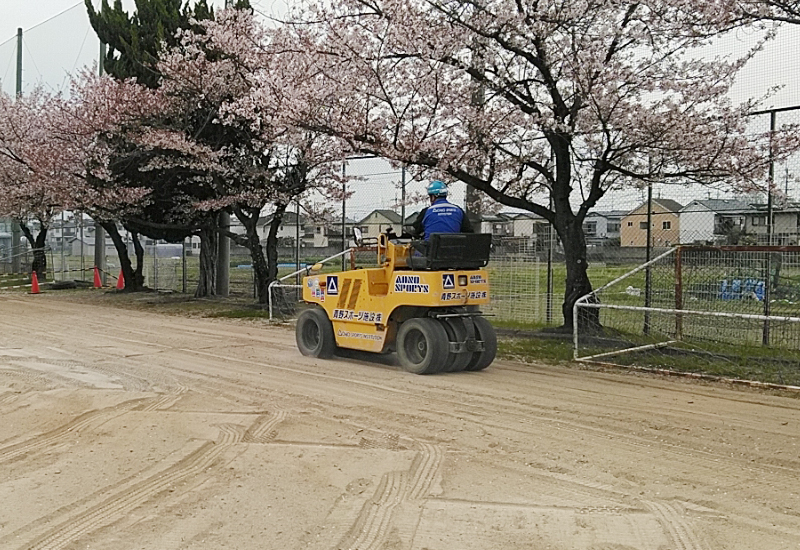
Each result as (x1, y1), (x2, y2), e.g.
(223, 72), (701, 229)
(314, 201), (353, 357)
(94, 27), (108, 285)
(341, 161), (347, 271)
(10, 28), (22, 274)
(220, 0), (232, 296)
(217, 212), (230, 297)
(400, 166), (406, 229)
(466, 38), (485, 227)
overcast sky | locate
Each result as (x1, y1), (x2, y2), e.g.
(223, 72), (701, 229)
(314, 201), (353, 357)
(1, 1), (799, 214)
(0, 0), (289, 96)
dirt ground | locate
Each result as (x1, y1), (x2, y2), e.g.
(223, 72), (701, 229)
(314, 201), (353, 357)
(0, 293), (799, 550)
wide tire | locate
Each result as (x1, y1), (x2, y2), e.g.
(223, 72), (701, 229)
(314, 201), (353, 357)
(465, 316), (497, 371)
(296, 307), (336, 359)
(441, 318), (472, 372)
(396, 318), (449, 374)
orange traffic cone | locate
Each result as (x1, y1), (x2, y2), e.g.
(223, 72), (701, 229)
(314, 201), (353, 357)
(93, 266), (102, 288)
(30, 271), (40, 294)
(116, 269), (125, 290)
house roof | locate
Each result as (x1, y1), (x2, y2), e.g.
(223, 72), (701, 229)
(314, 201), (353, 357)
(481, 213), (513, 222)
(505, 212), (547, 221)
(404, 211), (421, 224)
(586, 210), (627, 219)
(652, 198), (683, 212)
(359, 209), (403, 224)
(625, 198), (683, 216)
(681, 199), (754, 213)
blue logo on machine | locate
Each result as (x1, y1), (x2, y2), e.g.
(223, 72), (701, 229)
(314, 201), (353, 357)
(442, 273), (455, 289)
(326, 275), (339, 295)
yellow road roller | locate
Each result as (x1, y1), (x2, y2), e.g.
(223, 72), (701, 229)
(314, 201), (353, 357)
(295, 230), (497, 374)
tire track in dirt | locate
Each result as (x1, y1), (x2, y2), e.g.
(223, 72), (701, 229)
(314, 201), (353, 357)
(138, 385), (188, 412)
(138, 345), (793, 530)
(8, 414), (279, 550)
(407, 442), (444, 500)
(645, 500), (708, 550)
(170, 346), (800, 482)
(331, 441), (443, 550)
(242, 410), (287, 443)
(336, 470), (406, 550)
(0, 400), (148, 464)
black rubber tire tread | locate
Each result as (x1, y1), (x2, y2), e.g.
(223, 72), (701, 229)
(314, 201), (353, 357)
(396, 318), (449, 374)
(465, 316), (497, 371)
(441, 318), (472, 372)
(296, 307), (337, 359)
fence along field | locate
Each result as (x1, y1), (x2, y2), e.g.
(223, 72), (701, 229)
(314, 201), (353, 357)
(575, 246), (800, 386)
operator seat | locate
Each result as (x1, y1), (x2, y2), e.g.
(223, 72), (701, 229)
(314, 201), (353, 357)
(407, 233), (492, 270)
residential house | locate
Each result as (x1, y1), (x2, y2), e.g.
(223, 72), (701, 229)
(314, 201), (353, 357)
(620, 198), (683, 247)
(357, 209), (403, 238)
(479, 213), (514, 236)
(679, 199), (753, 244)
(258, 211), (305, 247)
(508, 212), (549, 239)
(743, 203), (800, 245)
(583, 210), (625, 245)
(67, 235), (119, 258)
(303, 216), (359, 248)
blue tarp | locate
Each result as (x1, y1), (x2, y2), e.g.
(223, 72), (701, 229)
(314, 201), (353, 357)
(718, 278), (764, 301)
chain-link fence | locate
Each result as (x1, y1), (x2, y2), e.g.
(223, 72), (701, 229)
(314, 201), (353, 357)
(575, 246), (800, 385)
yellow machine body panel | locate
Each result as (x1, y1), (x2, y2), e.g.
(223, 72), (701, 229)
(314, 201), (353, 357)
(302, 262), (490, 353)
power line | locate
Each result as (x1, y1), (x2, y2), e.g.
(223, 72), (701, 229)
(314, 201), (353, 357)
(22, 38), (43, 86)
(2, 46), (15, 88)
(0, 1), (83, 47)
(27, 2), (84, 33)
(62, 26), (92, 92)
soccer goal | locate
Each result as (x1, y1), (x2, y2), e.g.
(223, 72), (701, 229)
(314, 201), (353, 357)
(573, 245), (800, 385)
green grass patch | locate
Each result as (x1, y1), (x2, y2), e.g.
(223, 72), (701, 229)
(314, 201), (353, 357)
(498, 335), (575, 364)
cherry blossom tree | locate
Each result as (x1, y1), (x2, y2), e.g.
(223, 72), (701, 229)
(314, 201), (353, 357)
(52, 71), (163, 291)
(106, 9), (347, 302)
(264, 0), (795, 329)
(0, 90), (67, 278)
(0, 79), (155, 283)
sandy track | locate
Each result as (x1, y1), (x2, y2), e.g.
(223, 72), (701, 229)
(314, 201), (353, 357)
(0, 293), (799, 549)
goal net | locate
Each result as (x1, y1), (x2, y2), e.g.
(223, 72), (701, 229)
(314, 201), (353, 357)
(574, 246), (800, 386)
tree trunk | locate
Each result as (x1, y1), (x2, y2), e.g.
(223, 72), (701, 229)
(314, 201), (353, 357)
(265, 203), (286, 284)
(102, 222), (145, 291)
(130, 231), (146, 289)
(265, 204), (290, 311)
(195, 223), (218, 297)
(233, 206), (274, 304)
(556, 217), (600, 332)
(19, 222), (48, 281)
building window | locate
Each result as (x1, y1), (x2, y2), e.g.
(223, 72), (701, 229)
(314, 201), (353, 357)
(639, 221), (648, 230)
(608, 222), (620, 232)
(662, 221), (671, 230)
(316, 227), (321, 234)
(627, 221), (633, 227)
(583, 221), (597, 236)
(752, 216), (767, 226)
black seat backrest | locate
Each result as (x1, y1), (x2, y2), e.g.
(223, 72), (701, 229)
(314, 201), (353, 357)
(426, 233), (492, 270)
